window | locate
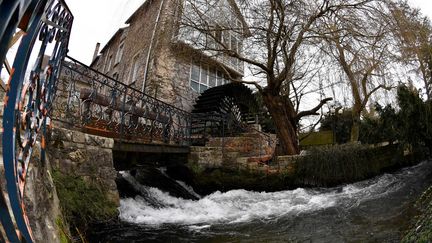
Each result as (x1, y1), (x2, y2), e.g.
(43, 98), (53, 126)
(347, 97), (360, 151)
(107, 54), (113, 73)
(116, 42), (124, 64)
(208, 72), (216, 87)
(199, 64), (209, 92)
(190, 63), (200, 92)
(231, 34), (239, 53)
(216, 71), (223, 86)
(190, 63), (229, 93)
(130, 54), (140, 84)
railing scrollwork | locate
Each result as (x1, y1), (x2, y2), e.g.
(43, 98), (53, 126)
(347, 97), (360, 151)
(54, 56), (192, 146)
(0, 0), (73, 242)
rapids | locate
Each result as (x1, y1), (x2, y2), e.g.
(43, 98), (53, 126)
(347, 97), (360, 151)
(90, 160), (432, 242)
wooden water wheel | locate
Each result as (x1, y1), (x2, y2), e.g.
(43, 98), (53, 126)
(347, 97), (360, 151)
(191, 83), (259, 144)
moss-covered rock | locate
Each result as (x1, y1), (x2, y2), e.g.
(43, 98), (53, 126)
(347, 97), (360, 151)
(52, 170), (118, 235)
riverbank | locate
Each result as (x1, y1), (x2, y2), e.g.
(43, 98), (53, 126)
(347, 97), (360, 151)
(185, 143), (426, 195)
(403, 183), (432, 242)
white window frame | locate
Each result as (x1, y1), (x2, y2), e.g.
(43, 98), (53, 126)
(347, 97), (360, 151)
(190, 62), (200, 92)
(129, 53), (140, 85)
(115, 42), (124, 64)
(107, 54), (113, 73)
(190, 62), (229, 93)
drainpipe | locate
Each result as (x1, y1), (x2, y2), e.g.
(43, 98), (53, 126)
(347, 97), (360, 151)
(141, 0), (165, 95)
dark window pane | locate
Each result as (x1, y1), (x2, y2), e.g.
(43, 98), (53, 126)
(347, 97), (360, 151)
(216, 70), (223, 86)
(191, 81), (199, 92)
(209, 72), (216, 87)
(191, 64), (200, 81)
(200, 66), (208, 85)
(223, 75), (229, 84)
(200, 84), (208, 93)
(231, 36), (237, 53)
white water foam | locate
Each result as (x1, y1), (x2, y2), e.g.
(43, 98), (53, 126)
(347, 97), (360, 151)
(119, 168), (407, 226)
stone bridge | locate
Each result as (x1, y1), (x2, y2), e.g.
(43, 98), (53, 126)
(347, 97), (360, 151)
(54, 56), (192, 169)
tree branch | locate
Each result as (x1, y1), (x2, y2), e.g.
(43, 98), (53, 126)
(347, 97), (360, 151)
(295, 97), (333, 121)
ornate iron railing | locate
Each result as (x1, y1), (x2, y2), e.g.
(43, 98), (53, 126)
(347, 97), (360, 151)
(54, 56), (191, 145)
(0, 0), (73, 242)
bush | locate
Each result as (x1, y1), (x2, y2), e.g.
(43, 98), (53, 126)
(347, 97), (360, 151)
(320, 109), (353, 144)
(294, 143), (402, 187)
(359, 104), (399, 144)
(397, 86), (432, 151)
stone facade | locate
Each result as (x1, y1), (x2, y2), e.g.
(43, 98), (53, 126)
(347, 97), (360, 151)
(90, 0), (247, 112)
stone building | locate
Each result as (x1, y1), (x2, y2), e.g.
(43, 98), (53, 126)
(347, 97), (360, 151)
(91, 0), (249, 112)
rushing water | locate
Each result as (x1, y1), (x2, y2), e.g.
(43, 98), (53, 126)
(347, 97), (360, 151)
(90, 161), (432, 242)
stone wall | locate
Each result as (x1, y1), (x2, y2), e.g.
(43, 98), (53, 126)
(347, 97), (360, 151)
(188, 131), (277, 171)
(47, 127), (119, 205)
(24, 143), (66, 243)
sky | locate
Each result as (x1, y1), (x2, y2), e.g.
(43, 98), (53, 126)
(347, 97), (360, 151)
(65, 0), (432, 66)
(65, 0), (146, 65)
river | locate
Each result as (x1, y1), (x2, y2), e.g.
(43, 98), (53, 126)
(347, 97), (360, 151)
(89, 160), (432, 242)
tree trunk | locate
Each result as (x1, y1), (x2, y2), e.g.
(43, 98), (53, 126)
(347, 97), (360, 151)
(350, 106), (362, 142)
(262, 92), (300, 155)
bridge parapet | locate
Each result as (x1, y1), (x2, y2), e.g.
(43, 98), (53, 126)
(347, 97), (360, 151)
(53, 56), (192, 146)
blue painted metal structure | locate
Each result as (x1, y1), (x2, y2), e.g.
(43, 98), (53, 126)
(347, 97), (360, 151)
(0, 0), (73, 242)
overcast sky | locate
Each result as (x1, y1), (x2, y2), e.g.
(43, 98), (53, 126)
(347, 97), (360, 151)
(65, 0), (432, 65)
(65, 0), (146, 65)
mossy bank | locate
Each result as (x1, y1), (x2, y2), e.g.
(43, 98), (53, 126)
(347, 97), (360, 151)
(45, 127), (120, 241)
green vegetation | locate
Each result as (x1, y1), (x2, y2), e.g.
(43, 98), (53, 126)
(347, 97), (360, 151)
(190, 143), (416, 192)
(52, 171), (118, 235)
(56, 217), (71, 243)
(320, 109), (354, 144)
(294, 144), (407, 187)
(319, 86), (432, 153)
(403, 186), (432, 243)
(299, 131), (334, 147)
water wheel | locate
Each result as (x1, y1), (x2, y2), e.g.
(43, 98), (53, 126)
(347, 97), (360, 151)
(191, 83), (259, 144)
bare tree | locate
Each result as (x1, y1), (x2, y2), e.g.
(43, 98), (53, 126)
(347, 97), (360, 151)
(317, 0), (394, 142)
(390, 0), (432, 100)
(175, 0), (382, 154)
